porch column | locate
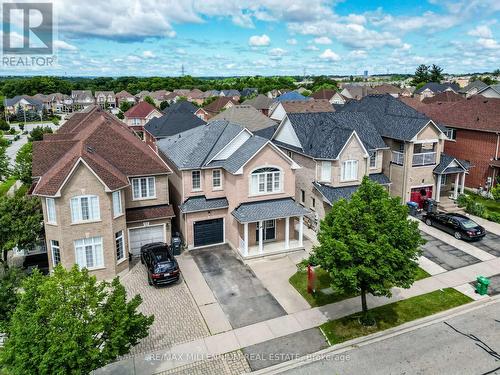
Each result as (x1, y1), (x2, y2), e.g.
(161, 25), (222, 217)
(285, 217), (290, 249)
(435, 174), (442, 202)
(298, 216), (304, 247)
(453, 173), (459, 200)
(243, 222), (248, 256)
(460, 172), (466, 195)
(258, 220), (263, 254)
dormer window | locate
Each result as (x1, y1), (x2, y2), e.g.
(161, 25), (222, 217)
(251, 167), (282, 195)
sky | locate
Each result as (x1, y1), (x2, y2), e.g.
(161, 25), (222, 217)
(1, 0), (500, 77)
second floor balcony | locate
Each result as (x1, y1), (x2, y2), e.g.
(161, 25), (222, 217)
(392, 151), (404, 165)
(412, 152), (437, 166)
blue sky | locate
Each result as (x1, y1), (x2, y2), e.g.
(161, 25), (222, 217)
(2, 0), (499, 76)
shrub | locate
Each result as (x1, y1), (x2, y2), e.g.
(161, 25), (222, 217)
(8, 127), (16, 135)
(465, 201), (485, 217)
(491, 185), (500, 202)
(0, 119), (10, 131)
(487, 212), (500, 224)
(456, 194), (469, 208)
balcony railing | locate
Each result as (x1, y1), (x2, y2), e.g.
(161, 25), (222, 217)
(392, 151), (404, 165)
(412, 152), (437, 166)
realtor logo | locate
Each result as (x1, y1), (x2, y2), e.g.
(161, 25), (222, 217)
(2, 2), (53, 55)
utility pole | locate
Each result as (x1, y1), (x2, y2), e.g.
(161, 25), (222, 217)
(181, 64), (185, 76)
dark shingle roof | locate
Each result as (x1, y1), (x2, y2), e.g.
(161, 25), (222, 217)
(164, 101), (198, 114)
(126, 204), (175, 222)
(339, 94), (435, 141)
(206, 136), (268, 173)
(144, 110), (206, 138)
(232, 198), (309, 223)
(180, 196), (229, 213)
(274, 92), (309, 102)
(415, 82), (460, 94)
(434, 153), (469, 174)
(459, 80), (488, 94)
(209, 105), (277, 131)
(282, 111), (387, 159)
(243, 94), (274, 110)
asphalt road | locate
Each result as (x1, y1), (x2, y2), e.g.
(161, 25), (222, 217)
(284, 300), (500, 375)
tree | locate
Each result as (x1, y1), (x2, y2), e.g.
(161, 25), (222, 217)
(0, 145), (10, 180)
(116, 111), (124, 119)
(28, 125), (53, 142)
(0, 264), (24, 332)
(143, 95), (156, 107)
(309, 177), (424, 323)
(0, 194), (43, 261)
(119, 100), (133, 113)
(429, 64), (444, 82)
(412, 64), (430, 85)
(0, 266), (154, 374)
(493, 69), (500, 77)
(14, 142), (32, 185)
(0, 118), (9, 131)
(159, 100), (170, 110)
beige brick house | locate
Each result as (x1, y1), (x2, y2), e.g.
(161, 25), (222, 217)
(157, 120), (309, 258)
(31, 106), (174, 280)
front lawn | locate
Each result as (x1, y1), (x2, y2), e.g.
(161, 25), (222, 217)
(290, 266), (431, 308)
(469, 194), (500, 215)
(320, 288), (472, 345)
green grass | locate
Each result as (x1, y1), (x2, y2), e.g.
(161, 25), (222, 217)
(469, 194), (500, 215)
(320, 288), (472, 345)
(0, 177), (17, 196)
(290, 266), (431, 307)
(14, 183), (29, 197)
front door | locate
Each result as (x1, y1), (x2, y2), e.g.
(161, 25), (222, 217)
(256, 220), (276, 242)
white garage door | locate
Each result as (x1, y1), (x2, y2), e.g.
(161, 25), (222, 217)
(129, 225), (165, 256)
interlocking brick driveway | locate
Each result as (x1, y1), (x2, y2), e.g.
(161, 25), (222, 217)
(421, 233), (481, 271)
(121, 262), (209, 356)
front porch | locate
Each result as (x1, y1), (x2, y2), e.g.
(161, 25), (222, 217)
(434, 154), (469, 203)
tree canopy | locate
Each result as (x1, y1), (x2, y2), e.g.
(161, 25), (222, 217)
(310, 177), (424, 320)
(0, 266), (154, 374)
(28, 126), (53, 142)
(14, 142), (32, 185)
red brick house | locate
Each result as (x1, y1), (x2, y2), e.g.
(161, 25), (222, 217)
(406, 97), (500, 190)
(123, 101), (162, 139)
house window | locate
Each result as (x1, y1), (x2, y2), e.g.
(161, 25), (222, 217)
(251, 167), (281, 194)
(212, 169), (221, 189)
(341, 160), (358, 181)
(286, 150), (293, 158)
(192, 170), (201, 190)
(300, 189), (305, 204)
(115, 231), (124, 262)
(70, 195), (100, 223)
(311, 197), (316, 209)
(320, 161), (332, 182)
(132, 177), (156, 199)
(74, 236), (103, 270)
(50, 240), (61, 267)
(445, 128), (456, 140)
(132, 118), (140, 125)
(370, 152), (377, 168)
(46, 198), (56, 224)
(112, 191), (123, 217)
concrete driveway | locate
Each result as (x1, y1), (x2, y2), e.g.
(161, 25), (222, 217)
(421, 233), (481, 271)
(191, 245), (286, 329)
(470, 233), (500, 257)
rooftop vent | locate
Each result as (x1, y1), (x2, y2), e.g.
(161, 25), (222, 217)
(86, 145), (95, 153)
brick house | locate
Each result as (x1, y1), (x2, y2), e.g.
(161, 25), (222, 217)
(31, 106), (174, 280)
(157, 120), (308, 258)
(195, 97), (238, 121)
(123, 101), (163, 139)
(269, 99), (334, 122)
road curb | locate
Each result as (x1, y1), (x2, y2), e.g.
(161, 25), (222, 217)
(248, 294), (500, 374)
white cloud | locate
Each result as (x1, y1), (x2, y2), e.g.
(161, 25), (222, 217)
(53, 40), (78, 51)
(313, 36), (332, 44)
(319, 48), (340, 61)
(249, 34), (271, 46)
(468, 25), (493, 38)
(349, 49), (367, 58)
(269, 47), (287, 59)
(142, 50), (155, 58)
(304, 45), (319, 51)
(286, 38), (298, 45)
(478, 38), (499, 49)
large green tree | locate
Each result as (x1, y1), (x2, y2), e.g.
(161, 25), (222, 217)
(28, 126), (53, 142)
(0, 145), (10, 180)
(310, 177), (425, 321)
(412, 64), (430, 85)
(429, 64), (444, 82)
(0, 264), (24, 332)
(0, 266), (154, 374)
(14, 142), (32, 185)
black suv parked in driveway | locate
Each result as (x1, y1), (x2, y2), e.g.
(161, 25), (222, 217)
(140, 242), (180, 286)
(423, 212), (486, 241)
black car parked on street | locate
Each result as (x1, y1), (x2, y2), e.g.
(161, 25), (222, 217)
(423, 212), (486, 241)
(140, 242), (180, 286)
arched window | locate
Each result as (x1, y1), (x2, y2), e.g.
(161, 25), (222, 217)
(251, 167), (282, 194)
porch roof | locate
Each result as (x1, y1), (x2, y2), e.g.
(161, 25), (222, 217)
(434, 153), (469, 175)
(491, 159), (500, 168)
(232, 197), (309, 223)
(180, 195), (229, 213)
(126, 204), (175, 223)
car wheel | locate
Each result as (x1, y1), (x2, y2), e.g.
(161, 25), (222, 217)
(141, 257), (144, 264)
(148, 275), (153, 286)
(454, 231), (462, 240)
(425, 219), (432, 226)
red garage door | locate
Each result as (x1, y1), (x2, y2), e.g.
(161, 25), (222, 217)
(410, 186), (433, 208)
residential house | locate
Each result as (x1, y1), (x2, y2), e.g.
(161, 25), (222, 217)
(310, 89), (336, 102)
(157, 120), (308, 258)
(405, 97), (500, 189)
(165, 100), (198, 114)
(71, 90), (95, 111)
(421, 91), (465, 104)
(150, 90), (171, 107)
(31, 106), (174, 280)
(95, 91), (116, 109)
(271, 111), (389, 229)
(202, 90), (220, 100)
(186, 89), (205, 105)
(274, 91), (309, 102)
(173, 89), (190, 97)
(269, 99), (334, 122)
(144, 109), (206, 149)
(372, 84), (403, 97)
(240, 88), (258, 97)
(458, 80), (488, 98)
(220, 90), (241, 101)
(209, 105), (277, 135)
(123, 101), (163, 139)
(340, 84), (376, 100)
(414, 82), (460, 100)
(339, 95), (465, 206)
(46, 93), (73, 113)
(115, 90), (136, 107)
(476, 84), (500, 99)
(163, 92), (181, 105)
(4, 95), (43, 116)
(242, 94), (274, 116)
(135, 90), (151, 101)
(400, 87), (415, 97)
(195, 97), (238, 121)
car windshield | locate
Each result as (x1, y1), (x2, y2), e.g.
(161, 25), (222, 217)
(152, 249), (171, 262)
(455, 217), (478, 229)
